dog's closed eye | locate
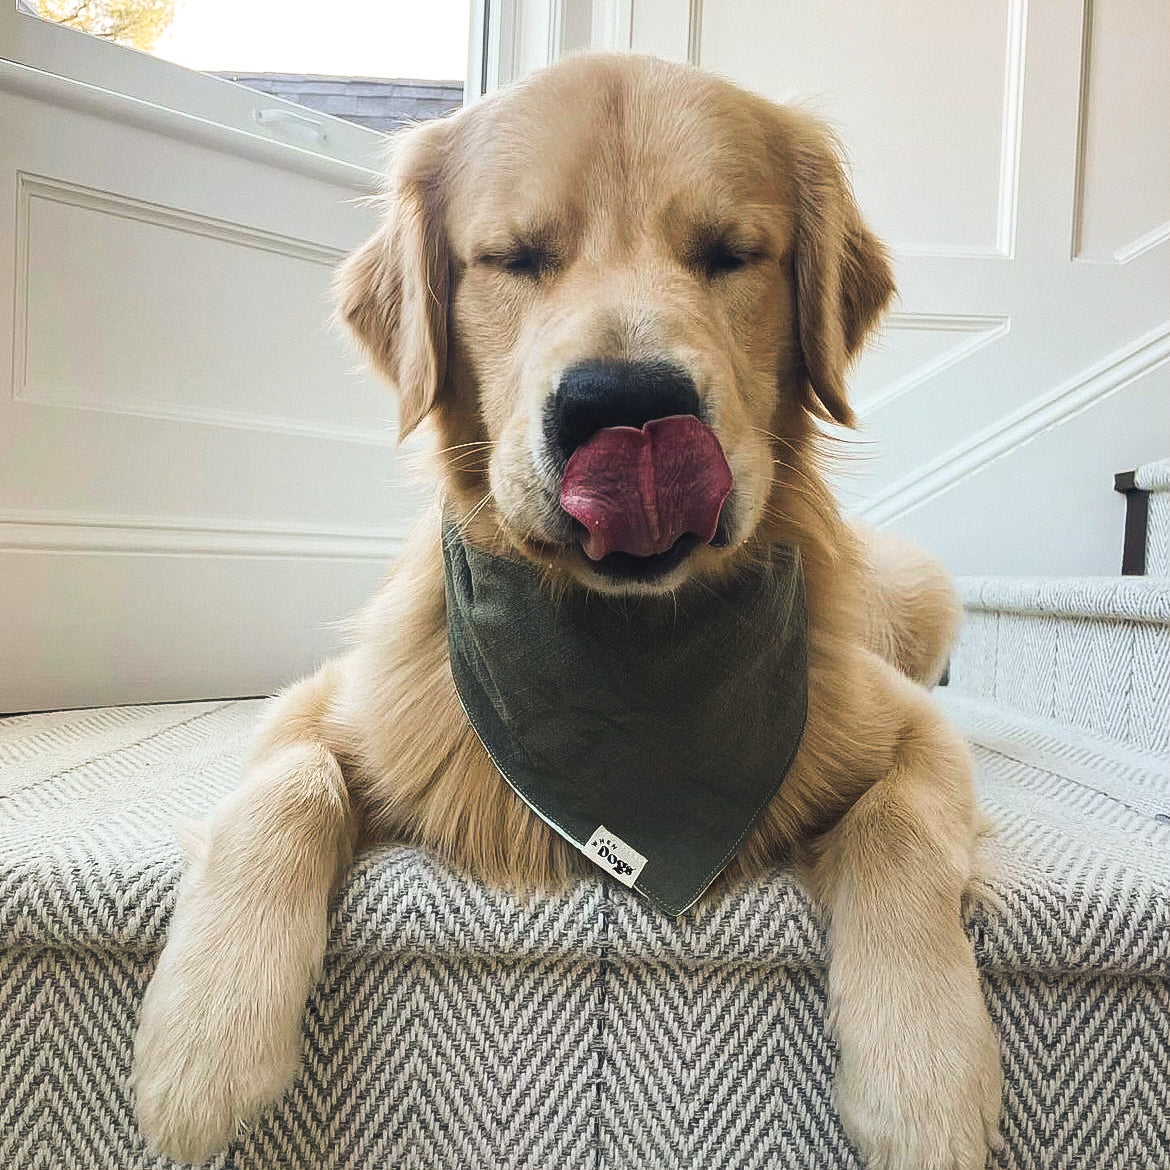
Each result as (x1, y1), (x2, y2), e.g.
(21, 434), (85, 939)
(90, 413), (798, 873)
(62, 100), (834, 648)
(476, 239), (560, 280)
(698, 240), (750, 277)
(687, 226), (767, 280)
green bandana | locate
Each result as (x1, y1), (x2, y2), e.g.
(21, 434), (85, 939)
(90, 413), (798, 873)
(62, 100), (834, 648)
(442, 526), (808, 916)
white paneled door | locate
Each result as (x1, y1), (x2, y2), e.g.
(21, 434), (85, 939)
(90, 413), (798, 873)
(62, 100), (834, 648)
(625, 0), (1170, 576)
(0, 10), (424, 711)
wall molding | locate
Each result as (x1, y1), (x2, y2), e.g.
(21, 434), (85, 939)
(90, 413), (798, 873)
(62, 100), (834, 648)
(687, 0), (704, 65)
(0, 59), (380, 193)
(8, 393), (399, 446)
(1069, 0), (1095, 261)
(1070, 0), (1169, 265)
(891, 0), (1026, 261)
(16, 172), (346, 267)
(11, 172), (395, 445)
(682, 0), (1027, 261)
(993, 0), (1028, 260)
(858, 322), (1170, 525)
(0, 510), (407, 561)
(855, 313), (1011, 416)
(1112, 220), (1170, 265)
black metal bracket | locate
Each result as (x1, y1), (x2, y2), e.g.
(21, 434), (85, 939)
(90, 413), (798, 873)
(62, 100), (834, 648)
(1113, 470), (1149, 576)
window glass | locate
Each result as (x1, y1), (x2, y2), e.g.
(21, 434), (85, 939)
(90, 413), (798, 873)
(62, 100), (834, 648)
(25, 0), (469, 129)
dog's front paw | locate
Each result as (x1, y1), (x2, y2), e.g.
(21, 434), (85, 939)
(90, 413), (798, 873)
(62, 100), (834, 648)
(132, 954), (303, 1163)
(836, 984), (1002, 1170)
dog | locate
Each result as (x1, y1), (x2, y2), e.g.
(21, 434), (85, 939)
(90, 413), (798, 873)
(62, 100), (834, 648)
(132, 53), (1002, 1169)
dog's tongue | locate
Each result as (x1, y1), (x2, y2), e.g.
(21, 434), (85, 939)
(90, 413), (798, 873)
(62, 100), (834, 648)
(560, 415), (733, 561)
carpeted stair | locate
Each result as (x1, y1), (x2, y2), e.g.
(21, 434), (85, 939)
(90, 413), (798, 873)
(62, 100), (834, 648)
(1, 473), (1167, 1169)
(948, 575), (1168, 756)
(1136, 459), (1170, 577)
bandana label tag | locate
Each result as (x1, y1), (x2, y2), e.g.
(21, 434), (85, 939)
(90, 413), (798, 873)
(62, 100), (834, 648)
(583, 826), (647, 889)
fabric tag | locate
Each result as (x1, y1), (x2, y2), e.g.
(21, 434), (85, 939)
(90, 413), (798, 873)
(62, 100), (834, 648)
(582, 825), (648, 888)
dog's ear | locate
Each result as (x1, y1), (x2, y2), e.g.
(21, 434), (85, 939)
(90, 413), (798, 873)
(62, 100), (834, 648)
(789, 120), (895, 427)
(335, 119), (451, 439)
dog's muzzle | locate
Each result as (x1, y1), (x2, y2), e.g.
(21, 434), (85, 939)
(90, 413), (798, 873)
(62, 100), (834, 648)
(546, 360), (734, 566)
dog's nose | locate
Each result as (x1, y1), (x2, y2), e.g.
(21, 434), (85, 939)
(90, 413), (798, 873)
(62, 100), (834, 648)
(550, 359), (701, 458)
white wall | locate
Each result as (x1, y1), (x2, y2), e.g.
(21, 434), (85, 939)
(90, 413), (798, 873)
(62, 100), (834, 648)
(617, 0), (1170, 577)
(889, 360), (1168, 576)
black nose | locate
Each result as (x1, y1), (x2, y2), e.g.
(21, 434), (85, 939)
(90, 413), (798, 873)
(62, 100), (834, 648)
(549, 359), (702, 459)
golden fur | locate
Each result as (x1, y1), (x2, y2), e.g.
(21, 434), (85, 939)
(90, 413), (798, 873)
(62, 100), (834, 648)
(133, 54), (1001, 1169)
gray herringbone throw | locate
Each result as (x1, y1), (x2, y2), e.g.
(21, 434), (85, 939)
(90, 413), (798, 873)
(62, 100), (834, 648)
(2, 694), (1168, 1169)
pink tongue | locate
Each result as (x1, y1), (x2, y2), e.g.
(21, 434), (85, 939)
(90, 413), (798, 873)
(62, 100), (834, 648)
(560, 415), (733, 560)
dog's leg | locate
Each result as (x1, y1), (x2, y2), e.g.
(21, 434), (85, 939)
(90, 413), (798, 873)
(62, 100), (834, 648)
(132, 666), (357, 1163)
(854, 525), (963, 687)
(807, 659), (1001, 1170)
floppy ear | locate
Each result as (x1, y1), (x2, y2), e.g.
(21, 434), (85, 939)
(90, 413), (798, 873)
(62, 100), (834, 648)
(790, 122), (895, 427)
(335, 120), (451, 439)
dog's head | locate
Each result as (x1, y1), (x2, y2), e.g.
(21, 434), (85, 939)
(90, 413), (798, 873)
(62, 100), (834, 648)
(338, 54), (893, 594)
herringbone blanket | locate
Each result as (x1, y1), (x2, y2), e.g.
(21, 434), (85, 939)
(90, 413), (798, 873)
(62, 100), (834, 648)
(1, 695), (1168, 1169)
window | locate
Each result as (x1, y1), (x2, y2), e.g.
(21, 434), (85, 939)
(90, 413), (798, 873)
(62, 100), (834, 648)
(24, 0), (470, 129)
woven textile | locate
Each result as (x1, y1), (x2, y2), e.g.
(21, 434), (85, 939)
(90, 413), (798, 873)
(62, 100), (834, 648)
(951, 576), (1170, 755)
(2, 697), (1169, 1169)
(1136, 460), (1170, 493)
(1136, 460), (1170, 578)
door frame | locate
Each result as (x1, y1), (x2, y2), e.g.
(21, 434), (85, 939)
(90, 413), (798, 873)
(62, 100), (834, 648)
(467, 0), (701, 98)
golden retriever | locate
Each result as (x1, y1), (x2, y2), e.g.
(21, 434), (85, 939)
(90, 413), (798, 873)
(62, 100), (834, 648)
(132, 53), (1002, 1169)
